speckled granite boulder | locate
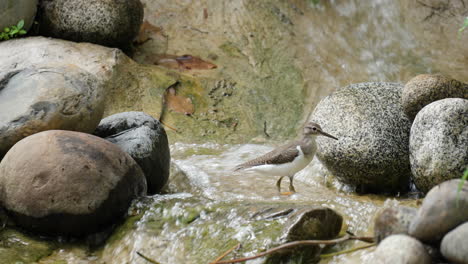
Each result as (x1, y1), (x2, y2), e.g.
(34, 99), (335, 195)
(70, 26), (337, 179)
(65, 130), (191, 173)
(373, 235), (431, 264)
(0, 0), (37, 31)
(0, 66), (105, 159)
(441, 222), (468, 264)
(410, 98), (468, 193)
(402, 74), (468, 121)
(94, 112), (170, 194)
(374, 206), (417, 242)
(38, 0), (143, 49)
(311, 82), (412, 193)
(0, 130), (146, 236)
(410, 179), (468, 242)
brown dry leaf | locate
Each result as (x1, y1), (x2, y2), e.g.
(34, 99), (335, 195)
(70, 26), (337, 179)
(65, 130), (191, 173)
(152, 54), (217, 70)
(165, 87), (195, 115)
(135, 21), (162, 44)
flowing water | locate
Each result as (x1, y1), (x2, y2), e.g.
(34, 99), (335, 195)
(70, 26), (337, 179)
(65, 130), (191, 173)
(27, 0), (466, 263)
(104, 0), (457, 263)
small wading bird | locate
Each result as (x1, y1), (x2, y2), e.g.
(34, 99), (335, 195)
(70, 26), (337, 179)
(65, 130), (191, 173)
(234, 122), (338, 195)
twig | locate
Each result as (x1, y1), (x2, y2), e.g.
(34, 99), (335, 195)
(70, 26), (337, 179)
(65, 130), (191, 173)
(160, 120), (178, 132)
(136, 251), (161, 264)
(210, 243), (241, 264)
(215, 234), (374, 264)
(320, 243), (376, 258)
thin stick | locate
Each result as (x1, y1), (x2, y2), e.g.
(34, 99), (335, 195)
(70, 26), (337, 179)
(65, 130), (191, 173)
(136, 251), (161, 264)
(160, 120), (178, 132)
(215, 235), (357, 264)
(320, 243), (376, 258)
(210, 243), (241, 264)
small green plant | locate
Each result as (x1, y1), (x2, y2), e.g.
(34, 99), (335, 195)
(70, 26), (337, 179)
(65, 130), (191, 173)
(0, 20), (27, 41)
(458, 17), (468, 36)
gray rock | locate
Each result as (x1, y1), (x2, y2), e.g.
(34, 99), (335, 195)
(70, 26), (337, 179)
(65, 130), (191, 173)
(402, 74), (468, 121)
(441, 222), (468, 264)
(0, 0), (37, 32)
(311, 82), (412, 193)
(409, 179), (468, 242)
(410, 98), (468, 193)
(374, 206), (417, 242)
(0, 37), (123, 82)
(0, 66), (105, 159)
(374, 234), (431, 264)
(38, 0), (143, 49)
(0, 130), (146, 236)
(94, 112), (170, 194)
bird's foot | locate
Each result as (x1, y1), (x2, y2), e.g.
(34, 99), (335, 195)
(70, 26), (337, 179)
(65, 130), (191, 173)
(280, 191), (296, 196)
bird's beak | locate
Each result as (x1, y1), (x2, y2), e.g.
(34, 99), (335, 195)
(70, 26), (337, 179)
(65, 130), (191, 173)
(319, 130), (338, 140)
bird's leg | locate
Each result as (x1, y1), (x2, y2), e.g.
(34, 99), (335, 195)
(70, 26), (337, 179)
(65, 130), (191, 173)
(289, 175), (296, 193)
(280, 175), (296, 196)
(276, 176), (285, 193)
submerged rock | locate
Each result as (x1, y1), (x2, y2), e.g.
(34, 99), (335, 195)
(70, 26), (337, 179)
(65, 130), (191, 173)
(441, 222), (468, 264)
(0, 65), (105, 159)
(0, 130), (146, 236)
(402, 74), (468, 121)
(409, 179), (468, 242)
(374, 206), (417, 242)
(311, 82), (412, 193)
(373, 234), (431, 264)
(410, 98), (468, 193)
(38, 0), (143, 49)
(94, 112), (170, 194)
(101, 196), (343, 264)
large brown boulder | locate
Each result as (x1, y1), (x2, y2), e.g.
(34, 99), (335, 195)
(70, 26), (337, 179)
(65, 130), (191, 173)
(0, 130), (146, 236)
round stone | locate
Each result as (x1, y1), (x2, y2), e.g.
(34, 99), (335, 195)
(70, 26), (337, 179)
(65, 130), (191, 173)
(38, 0), (143, 49)
(373, 235), (431, 264)
(94, 112), (170, 194)
(441, 222), (468, 264)
(374, 206), (417, 243)
(402, 74), (468, 121)
(409, 179), (468, 242)
(410, 98), (468, 193)
(311, 82), (412, 193)
(0, 66), (105, 159)
(0, 0), (37, 32)
(0, 130), (146, 236)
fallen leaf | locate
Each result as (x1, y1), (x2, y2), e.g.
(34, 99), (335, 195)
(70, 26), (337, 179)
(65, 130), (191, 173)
(164, 87), (195, 115)
(135, 21), (162, 44)
(149, 54), (217, 70)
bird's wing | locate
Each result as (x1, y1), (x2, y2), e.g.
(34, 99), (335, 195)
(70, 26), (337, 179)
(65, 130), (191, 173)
(234, 141), (300, 170)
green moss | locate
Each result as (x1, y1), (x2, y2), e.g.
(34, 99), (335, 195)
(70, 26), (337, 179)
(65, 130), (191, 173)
(0, 229), (56, 263)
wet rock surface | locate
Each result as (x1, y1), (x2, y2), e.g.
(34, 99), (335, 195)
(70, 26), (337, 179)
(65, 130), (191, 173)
(409, 179), (468, 242)
(373, 234), (431, 264)
(101, 195), (343, 264)
(410, 98), (468, 193)
(38, 0), (143, 49)
(441, 222), (468, 264)
(0, 130), (146, 236)
(0, 0), (37, 31)
(0, 65), (105, 159)
(311, 82), (412, 193)
(402, 74), (468, 121)
(374, 206), (417, 242)
(94, 111), (170, 194)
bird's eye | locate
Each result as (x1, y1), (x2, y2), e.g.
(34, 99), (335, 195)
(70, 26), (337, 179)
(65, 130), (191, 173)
(312, 127), (317, 131)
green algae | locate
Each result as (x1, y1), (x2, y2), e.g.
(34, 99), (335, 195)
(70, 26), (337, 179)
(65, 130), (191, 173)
(0, 228), (56, 263)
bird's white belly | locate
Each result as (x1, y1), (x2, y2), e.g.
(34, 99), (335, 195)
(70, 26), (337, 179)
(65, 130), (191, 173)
(244, 146), (312, 176)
